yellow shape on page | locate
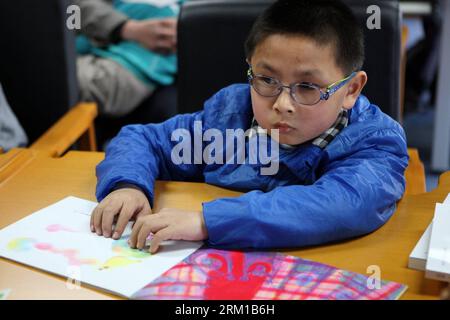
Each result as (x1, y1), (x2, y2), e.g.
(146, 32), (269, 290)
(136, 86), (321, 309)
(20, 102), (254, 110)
(98, 256), (142, 271)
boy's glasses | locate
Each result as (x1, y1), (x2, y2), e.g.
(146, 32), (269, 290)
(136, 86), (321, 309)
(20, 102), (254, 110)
(247, 66), (356, 106)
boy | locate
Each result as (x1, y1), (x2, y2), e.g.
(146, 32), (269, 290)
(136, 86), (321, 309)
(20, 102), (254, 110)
(91, 0), (409, 254)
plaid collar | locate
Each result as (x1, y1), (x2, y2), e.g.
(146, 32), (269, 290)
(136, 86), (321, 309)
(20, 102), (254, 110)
(249, 109), (348, 150)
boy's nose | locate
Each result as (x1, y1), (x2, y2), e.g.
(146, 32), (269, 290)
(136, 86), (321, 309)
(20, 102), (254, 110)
(273, 88), (295, 114)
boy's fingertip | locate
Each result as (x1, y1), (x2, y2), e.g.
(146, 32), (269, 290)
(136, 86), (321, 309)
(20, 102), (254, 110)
(113, 232), (119, 239)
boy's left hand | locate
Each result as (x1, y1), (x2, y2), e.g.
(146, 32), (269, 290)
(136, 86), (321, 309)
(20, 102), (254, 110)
(128, 208), (208, 254)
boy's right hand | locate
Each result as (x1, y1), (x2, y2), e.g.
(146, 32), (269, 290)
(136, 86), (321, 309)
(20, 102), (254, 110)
(90, 187), (152, 240)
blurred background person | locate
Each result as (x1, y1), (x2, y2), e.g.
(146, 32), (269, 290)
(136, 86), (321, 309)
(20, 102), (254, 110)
(75, 0), (180, 117)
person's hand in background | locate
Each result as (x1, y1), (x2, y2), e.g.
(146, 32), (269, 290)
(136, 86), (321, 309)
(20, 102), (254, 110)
(121, 18), (177, 54)
(90, 187), (152, 240)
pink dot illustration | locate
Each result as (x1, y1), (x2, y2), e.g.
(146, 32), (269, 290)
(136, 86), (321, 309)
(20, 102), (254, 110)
(63, 249), (78, 258)
(35, 243), (52, 251)
(46, 224), (76, 233)
(46, 224), (63, 232)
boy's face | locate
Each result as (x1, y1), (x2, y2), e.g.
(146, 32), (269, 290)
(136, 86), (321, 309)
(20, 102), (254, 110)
(249, 34), (366, 145)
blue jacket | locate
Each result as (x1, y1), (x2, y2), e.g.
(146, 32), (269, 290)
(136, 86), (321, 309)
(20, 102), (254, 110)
(96, 84), (409, 249)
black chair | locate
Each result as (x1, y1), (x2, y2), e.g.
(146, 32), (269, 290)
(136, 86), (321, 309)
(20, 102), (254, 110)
(0, 0), (79, 143)
(0, 0), (178, 149)
(94, 84), (178, 148)
(178, 0), (402, 121)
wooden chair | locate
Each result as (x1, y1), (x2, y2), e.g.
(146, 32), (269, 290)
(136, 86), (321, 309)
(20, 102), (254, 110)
(0, 102), (97, 183)
(29, 102), (97, 157)
(0, 102), (97, 158)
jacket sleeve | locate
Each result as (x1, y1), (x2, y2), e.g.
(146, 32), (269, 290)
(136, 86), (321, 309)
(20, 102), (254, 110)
(74, 0), (128, 44)
(202, 128), (409, 249)
(95, 111), (204, 206)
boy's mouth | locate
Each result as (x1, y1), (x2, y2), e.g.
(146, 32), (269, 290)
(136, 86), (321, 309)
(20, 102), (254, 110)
(273, 122), (295, 134)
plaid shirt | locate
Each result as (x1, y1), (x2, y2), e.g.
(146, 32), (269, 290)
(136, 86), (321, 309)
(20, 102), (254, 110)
(249, 109), (349, 150)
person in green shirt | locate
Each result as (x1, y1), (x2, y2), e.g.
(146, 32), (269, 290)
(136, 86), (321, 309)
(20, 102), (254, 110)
(75, 0), (178, 117)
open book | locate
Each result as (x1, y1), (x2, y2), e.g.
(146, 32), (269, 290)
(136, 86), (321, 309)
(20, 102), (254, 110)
(0, 196), (202, 298)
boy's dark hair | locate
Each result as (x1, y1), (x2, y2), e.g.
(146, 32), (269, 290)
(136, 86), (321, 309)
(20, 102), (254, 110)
(245, 0), (365, 75)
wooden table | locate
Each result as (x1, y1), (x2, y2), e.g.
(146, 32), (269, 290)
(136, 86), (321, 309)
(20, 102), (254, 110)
(0, 148), (447, 299)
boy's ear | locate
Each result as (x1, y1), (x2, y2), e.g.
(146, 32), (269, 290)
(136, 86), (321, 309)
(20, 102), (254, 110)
(342, 71), (367, 110)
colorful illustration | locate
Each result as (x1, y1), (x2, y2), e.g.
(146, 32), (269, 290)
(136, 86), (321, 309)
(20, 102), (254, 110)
(98, 237), (152, 271)
(7, 237), (98, 266)
(46, 224), (78, 233)
(0, 196), (203, 298)
(132, 249), (407, 300)
(7, 235), (152, 271)
(112, 238), (152, 259)
(7, 237), (35, 251)
(34, 242), (99, 266)
(99, 256), (142, 270)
